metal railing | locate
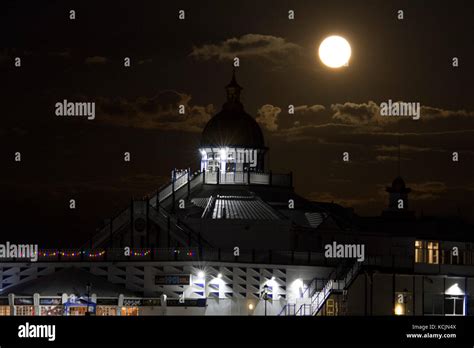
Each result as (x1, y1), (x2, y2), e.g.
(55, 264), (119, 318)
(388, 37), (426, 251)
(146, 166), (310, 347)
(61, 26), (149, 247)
(280, 260), (362, 316)
(203, 170), (292, 186)
(0, 248), (340, 266)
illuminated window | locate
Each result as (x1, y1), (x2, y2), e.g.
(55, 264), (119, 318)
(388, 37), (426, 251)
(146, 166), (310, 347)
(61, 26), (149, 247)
(415, 240), (439, 264)
(394, 292), (408, 315)
(121, 307), (139, 316)
(0, 306), (11, 316)
(96, 306), (117, 316)
(15, 306), (34, 316)
(326, 299), (336, 316)
(427, 242), (439, 264)
(68, 306), (87, 316)
(415, 240), (424, 263)
(40, 306), (63, 316)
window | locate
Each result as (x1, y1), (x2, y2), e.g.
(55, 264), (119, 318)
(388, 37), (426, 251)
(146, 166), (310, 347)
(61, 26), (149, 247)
(40, 306), (63, 316)
(444, 296), (464, 316)
(121, 307), (139, 316)
(16, 306), (34, 316)
(326, 299), (335, 316)
(68, 306), (87, 316)
(96, 306), (117, 316)
(415, 240), (424, 263)
(0, 306), (10, 316)
(427, 242), (439, 264)
(394, 292), (412, 315)
(415, 240), (439, 264)
(423, 294), (444, 315)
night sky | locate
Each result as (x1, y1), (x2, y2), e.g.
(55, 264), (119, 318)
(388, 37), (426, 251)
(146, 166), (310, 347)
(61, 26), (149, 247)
(1, 0), (473, 247)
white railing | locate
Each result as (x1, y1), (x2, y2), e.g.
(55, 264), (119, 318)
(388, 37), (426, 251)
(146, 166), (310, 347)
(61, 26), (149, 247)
(203, 171), (291, 186)
(92, 169), (201, 248)
(280, 261), (361, 316)
(310, 261), (361, 316)
(250, 172), (270, 184)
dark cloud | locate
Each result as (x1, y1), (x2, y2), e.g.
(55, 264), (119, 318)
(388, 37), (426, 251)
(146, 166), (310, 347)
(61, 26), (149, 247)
(84, 56), (108, 64)
(190, 34), (302, 62)
(97, 90), (214, 132)
(305, 191), (379, 208)
(138, 58), (153, 64)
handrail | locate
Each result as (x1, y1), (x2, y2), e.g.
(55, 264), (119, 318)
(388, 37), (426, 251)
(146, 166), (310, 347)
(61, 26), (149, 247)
(278, 304), (288, 316)
(310, 260), (361, 316)
(201, 196), (215, 219)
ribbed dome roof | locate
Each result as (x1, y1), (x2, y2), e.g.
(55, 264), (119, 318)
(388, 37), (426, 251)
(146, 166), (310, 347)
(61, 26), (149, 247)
(200, 71), (265, 148)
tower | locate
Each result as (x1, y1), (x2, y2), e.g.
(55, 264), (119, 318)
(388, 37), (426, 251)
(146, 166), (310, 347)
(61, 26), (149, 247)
(199, 70), (268, 182)
(382, 176), (415, 218)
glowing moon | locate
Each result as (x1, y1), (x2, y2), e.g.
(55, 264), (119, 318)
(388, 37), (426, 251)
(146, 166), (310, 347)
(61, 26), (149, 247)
(318, 35), (351, 68)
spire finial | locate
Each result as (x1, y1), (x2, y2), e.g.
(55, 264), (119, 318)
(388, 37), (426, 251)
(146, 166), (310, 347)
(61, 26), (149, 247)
(225, 68), (242, 103)
(231, 67), (236, 83)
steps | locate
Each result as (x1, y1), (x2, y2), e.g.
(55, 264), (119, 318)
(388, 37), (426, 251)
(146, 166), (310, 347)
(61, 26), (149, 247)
(279, 260), (361, 316)
(90, 170), (207, 249)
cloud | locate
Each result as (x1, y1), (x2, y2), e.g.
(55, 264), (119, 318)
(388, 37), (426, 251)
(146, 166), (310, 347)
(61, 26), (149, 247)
(306, 191), (379, 207)
(376, 155), (401, 162)
(190, 34), (302, 62)
(331, 101), (384, 125)
(97, 90), (214, 132)
(85, 56), (108, 64)
(256, 103), (326, 133)
(294, 105), (326, 114)
(273, 123), (356, 142)
(49, 50), (70, 57)
(256, 104), (281, 131)
(406, 181), (448, 201)
(330, 101), (474, 126)
(138, 58), (153, 64)
(420, 106), (474, 120)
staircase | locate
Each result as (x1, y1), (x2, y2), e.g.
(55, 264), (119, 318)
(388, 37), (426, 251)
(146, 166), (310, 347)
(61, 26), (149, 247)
(148, 205), (213, 248)
(279, 260), (361, 316)
(89, 169), (207, 249)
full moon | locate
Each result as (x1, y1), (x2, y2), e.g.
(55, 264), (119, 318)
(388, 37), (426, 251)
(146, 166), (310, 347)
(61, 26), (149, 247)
(318, 35), (351, 68)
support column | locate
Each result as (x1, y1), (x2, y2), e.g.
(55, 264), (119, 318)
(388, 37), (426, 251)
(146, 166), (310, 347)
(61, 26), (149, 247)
(392, 273), (396, 315)
(421, 276), (424, 316)
(171, 169), (176, 213)
(146, 200), (150, 246)
(187, 168), (191, 198)
(130, 199), (134, 248)
(109, 219), (113, 249)
(413, 275), (416, 315)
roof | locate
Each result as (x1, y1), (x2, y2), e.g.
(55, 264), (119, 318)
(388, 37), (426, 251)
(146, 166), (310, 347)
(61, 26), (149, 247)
(2, 267), (138, 297)
(200, 71), (265, 148)
(212, 195), (281, 220)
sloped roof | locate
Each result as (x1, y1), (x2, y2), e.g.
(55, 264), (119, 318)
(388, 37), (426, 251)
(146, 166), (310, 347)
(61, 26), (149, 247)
(212, 196), (281, 220)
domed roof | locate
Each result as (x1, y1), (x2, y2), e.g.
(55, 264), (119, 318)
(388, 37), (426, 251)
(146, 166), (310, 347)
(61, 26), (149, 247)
(200, 71), (265, 149)
(386, 176), (411, 193)
(392, 176), (406, 190)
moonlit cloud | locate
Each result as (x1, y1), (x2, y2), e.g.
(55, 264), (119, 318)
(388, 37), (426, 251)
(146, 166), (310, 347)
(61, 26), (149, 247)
(190, 34), (302, 62)
(256, 104), (281, 131)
